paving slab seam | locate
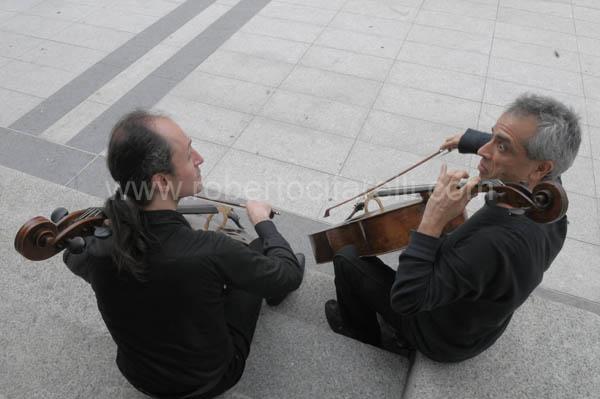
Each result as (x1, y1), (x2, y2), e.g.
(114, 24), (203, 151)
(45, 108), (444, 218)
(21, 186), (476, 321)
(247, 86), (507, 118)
(475, 0), (501, 136)
(65, 0), (273, 154)
(569, 2), (598, 197)
(399, 350), (418, 399)
(0, 25), (131, 44)
(235, 28), (411, 54)
(534, 287), (600, 317)
(1, 54), (108, 76)
(250, 12), (336, 28)
(9, 0), (220, 136)
(228, 38), (398, 62)
(502, 4), (595, 25)
(14, 2), (168, 22)
(0, 85), (45, 101)
(329, 9), (416, 24)
(1, 125), (98, 157)
(63, 153), (104, 189)
(258, 7), (417, 27)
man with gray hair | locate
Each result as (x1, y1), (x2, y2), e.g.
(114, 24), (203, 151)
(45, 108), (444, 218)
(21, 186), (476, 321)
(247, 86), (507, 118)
(324, 94), (581, 362)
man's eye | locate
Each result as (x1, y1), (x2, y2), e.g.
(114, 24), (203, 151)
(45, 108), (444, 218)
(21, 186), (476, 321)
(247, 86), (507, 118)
(498, 143), (506, 152)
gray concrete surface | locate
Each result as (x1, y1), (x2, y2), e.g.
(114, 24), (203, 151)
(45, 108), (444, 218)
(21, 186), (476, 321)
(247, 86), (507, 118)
(405, 296), (600, 399)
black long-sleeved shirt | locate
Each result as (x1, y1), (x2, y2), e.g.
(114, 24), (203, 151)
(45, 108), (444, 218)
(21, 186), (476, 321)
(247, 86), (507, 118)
(63, 210), (303, 396)
(390, 129), (568, 362)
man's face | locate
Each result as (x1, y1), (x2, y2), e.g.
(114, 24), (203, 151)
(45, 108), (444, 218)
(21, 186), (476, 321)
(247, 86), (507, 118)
(477, 112), (543, 185)
(153, 117), (204, 199)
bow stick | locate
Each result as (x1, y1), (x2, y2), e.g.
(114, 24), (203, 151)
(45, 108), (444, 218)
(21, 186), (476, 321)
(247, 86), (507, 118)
(193, 195), (281, 217)
(323, 148), (449, 218)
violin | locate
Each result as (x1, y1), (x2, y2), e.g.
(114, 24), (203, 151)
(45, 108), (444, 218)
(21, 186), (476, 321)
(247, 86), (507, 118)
(14, 200), (250, 262)
(309, 150), (568, 264)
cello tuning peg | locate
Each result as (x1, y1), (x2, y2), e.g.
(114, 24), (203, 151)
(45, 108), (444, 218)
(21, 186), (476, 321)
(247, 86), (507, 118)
(50, 207), (69, 223)
(94, 226), (112, 238)
(65, 237), (86, 254)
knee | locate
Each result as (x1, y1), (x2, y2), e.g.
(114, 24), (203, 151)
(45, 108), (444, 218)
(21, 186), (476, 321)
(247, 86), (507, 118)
(333, 245), (360, 276)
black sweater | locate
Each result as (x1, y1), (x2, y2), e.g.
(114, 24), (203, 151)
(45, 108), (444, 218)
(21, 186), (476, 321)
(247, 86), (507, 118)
(390, 129), (567, 362)
(63, 211), (302, 396)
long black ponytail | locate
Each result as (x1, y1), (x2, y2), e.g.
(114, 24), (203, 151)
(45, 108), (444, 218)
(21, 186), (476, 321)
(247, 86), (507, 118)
(104, 110), (174, 280)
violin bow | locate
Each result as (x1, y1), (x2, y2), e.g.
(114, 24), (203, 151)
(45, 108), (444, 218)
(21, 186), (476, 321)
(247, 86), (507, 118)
(192, 195), (281, 216)
(323, 148), (449, 218)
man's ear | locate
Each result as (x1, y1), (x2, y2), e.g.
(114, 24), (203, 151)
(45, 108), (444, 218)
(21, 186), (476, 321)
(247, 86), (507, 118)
(151, 173), (170, 195)
(534, 160), (554, 180)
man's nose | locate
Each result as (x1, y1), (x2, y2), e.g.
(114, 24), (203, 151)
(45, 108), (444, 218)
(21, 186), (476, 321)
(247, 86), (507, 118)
(477, 141), (492, 158)
(193, 150), (204, 166)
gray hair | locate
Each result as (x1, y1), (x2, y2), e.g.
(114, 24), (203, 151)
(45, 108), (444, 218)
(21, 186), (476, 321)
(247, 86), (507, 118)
(505, 94), (581, 179)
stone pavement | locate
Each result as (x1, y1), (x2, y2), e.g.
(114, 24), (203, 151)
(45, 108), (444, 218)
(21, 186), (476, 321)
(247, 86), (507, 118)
(1, 0), (600, 397)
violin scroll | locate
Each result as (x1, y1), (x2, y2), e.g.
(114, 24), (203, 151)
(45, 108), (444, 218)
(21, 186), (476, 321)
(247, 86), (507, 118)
(15, 203), (255, 262)
(14, 207), (105, 261)
(528, 181), (568, 224)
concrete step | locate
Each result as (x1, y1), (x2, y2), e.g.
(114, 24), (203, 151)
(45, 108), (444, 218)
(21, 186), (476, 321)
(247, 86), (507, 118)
(5, 165), (600, 399)
(220, 309), (409, 399)
(269, 269), (336, 331)
(404, 295), (600, 399)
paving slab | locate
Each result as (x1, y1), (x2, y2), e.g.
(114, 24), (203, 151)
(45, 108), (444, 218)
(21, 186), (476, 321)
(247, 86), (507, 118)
(300, 46), (394, 81)
(259, 89), (369, 139)
(497, 7), (574, 35)
(222, 32), (310, 64)
(329, 12), (411, 39)
(232, 117), (354, 174)
(404, 296), (600, 399)
(414, 10), (495, 35)
(487, 57), (584, 97)
(281, 66), (382, 108)
(156, 94), (253, 146)
(397, 41), (489, 76)
(423, 0), (498, 20)
(315, 27), (403, 59)
(258, 2), (337, 26)
(374, 85), (481, 128)
(407, 25), (493, 55)
(240, 14), (323, 43)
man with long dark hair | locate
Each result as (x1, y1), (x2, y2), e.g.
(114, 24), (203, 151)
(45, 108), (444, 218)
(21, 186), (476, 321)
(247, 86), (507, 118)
(63, 111), (305, 398)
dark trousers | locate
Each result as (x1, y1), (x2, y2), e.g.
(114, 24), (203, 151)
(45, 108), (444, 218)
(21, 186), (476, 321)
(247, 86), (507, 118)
(187, 239), (264, 399)
(333, 245), (409, 348)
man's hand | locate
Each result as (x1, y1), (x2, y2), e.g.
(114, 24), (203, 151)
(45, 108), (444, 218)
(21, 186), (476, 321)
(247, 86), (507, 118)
(246, 200), (273, 225)
(418, 164), (481, 238)
(440, 133), (464, 151)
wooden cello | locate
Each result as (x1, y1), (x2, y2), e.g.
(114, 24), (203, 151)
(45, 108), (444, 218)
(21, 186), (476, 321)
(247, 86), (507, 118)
(309, 151), (568, 264)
